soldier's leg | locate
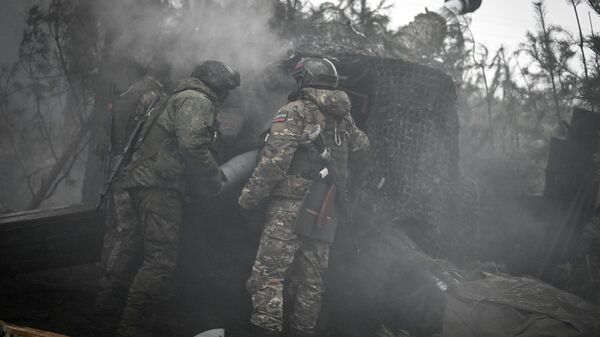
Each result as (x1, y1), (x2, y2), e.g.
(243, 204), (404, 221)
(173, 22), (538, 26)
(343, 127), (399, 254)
(247, 199), (302, 333)
(289, 238), (330, 335)
(96, 189), (142, 314)
(117, 188), (182, 337)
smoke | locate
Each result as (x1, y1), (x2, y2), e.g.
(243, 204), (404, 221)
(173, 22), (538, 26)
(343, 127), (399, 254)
(95, 0), (289, 84)
(0, 0), (295, 210)
(0, 0), (52, 64)
(93, 0), (296, 143)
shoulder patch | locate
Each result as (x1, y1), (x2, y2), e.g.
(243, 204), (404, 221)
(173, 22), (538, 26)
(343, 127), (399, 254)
(273, 111), (288, 123)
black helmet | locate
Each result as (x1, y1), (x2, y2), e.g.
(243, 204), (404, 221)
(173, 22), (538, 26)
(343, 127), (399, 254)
(292, 57), (338, 89)
(191, 60), (241, 93)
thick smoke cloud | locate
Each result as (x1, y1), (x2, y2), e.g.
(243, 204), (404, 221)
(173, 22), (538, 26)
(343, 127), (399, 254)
(92, 0), (296, 143)
(95, 0), (289, 83)
(0, 0), (296, 210)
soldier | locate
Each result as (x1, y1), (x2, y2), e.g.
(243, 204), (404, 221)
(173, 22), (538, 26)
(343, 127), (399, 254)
(95, 61), (167, 315)
(238, 58), (369, 337)
(97, 60), (240, 337)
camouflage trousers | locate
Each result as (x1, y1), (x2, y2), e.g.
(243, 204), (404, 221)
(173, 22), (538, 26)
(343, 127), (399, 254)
(97, 187), (182, 335)
(247, 198), (330, 334)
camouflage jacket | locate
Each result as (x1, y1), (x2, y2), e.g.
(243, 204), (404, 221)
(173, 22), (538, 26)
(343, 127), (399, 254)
(119, 77), (221, 191)
(238, 88), (369, 209)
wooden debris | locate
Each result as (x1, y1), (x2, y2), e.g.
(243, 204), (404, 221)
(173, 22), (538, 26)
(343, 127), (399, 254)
(0, 321), (69, 337)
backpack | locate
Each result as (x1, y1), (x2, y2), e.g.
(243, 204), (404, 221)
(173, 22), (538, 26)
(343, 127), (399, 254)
(110, 77), (164, 154)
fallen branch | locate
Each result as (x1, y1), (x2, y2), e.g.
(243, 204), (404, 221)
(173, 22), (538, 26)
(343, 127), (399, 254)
(27, 112), (96, 210)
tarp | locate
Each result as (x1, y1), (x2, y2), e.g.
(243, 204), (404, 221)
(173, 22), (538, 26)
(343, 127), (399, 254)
(443, 274), (600, 337)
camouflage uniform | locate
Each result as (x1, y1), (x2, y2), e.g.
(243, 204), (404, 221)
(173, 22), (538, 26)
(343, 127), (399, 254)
(239, 88), (369, 334)
(99, 77), (222, 337)
(97, 76), (165, 311)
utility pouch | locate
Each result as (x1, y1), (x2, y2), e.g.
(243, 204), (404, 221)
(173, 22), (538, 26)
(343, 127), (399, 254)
(294, 180), (338, 243)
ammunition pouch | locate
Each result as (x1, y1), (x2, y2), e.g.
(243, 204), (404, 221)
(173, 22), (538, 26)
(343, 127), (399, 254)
(293, 180), (338, 243)
(287, 147), (322, 181)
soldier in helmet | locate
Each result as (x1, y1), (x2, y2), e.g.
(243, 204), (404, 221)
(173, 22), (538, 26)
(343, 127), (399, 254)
(94, 58), (168, 317)
(238, 58), (369, 337)
(97, 60), (240, 337)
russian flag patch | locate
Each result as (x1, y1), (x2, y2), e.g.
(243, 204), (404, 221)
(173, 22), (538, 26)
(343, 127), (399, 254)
(273, 112), (287, 123)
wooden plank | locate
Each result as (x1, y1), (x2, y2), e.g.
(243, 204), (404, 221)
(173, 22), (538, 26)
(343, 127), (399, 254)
(1, 321), (69, 337)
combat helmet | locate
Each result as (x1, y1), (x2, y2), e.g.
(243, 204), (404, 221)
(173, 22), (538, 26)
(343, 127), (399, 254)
(191, 60), (240, 100)
(292, 57), (339, 89)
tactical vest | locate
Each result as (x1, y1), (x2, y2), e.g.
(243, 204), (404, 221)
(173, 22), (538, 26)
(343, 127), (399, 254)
(287, 99), (352, 189)
(288, 97), (353, 243)
(122, 84), (221, 187)
(111, 77), (163, 154)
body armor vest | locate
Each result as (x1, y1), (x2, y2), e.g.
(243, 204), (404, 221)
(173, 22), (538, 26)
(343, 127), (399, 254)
(127, 85), (221, 171)
(111, 77), (163, 154)
(287, 99), (351, 189)
(119, 80), (221, 191)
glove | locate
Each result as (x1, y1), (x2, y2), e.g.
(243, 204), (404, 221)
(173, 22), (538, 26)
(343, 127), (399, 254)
(238, 189), (260, 210)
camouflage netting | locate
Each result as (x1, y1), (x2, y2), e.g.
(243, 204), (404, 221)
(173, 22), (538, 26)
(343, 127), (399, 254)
(343, 56), (480, 263)
(289, 11), (448, 62)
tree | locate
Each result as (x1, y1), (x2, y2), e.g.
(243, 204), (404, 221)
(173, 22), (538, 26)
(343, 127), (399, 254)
(520, 1), (578, 125)
(581, 0), (600, 107)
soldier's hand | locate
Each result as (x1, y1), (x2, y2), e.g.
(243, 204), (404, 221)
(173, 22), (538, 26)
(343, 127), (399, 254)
(238, 191), (259, 210)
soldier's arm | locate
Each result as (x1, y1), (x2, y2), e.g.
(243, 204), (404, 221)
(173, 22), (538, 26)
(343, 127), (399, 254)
(173, 94), (219, 176)
(238, 105), (304, 209)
